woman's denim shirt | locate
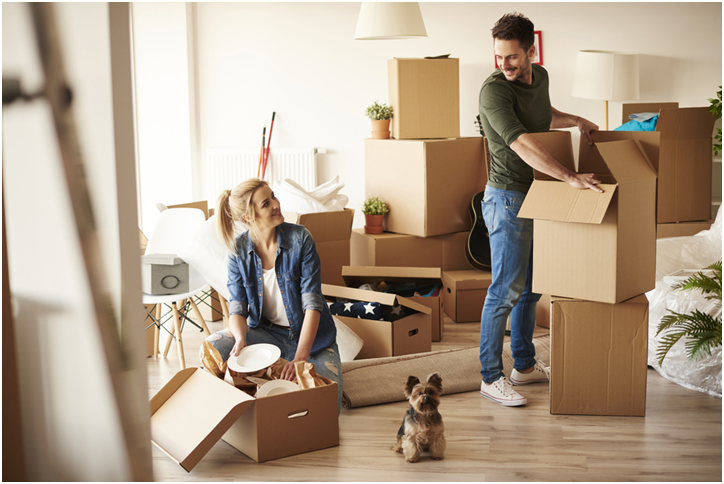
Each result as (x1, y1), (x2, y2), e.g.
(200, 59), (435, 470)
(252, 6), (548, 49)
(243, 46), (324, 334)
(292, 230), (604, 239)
(227, 222), (336, 355)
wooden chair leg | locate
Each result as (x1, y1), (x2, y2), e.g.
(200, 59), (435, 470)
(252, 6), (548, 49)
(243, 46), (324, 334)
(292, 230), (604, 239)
(219, 295), (229, 328)
(189, 297), (211, 336)
(153, 303), (161, 358)
(171, 301), (185, 370)
(162, 304), (175, 358)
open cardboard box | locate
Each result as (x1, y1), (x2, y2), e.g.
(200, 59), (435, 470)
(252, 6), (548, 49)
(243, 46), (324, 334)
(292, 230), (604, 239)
(549, 295), (649, 416)
(341, 265), (444, 342)
(519, 132), (657, 304)
(150, 368), (339, 471)
(322, 283), (431, 359)
(283, 208), (354, 286)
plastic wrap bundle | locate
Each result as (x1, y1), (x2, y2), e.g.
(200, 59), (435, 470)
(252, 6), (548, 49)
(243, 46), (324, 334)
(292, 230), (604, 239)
(272, 177), (349, 214)
(646, 206), (722, 397)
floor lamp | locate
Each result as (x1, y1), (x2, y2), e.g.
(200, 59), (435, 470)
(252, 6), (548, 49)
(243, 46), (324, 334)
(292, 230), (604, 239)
(571, 50), (639, 130)
(354, 2), (427, 40)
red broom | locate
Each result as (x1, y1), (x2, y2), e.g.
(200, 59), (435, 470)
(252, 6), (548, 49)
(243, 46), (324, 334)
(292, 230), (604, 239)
(256, 125), (267, 178)
(261, 112), (276, 180)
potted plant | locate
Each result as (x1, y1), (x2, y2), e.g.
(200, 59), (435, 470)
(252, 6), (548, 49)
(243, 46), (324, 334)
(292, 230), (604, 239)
(365, 101), (393, 139)
(361, 195), (389, 234)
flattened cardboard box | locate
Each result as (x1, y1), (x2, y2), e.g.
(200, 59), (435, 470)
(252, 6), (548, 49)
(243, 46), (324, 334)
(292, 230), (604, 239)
(350, 229), (473, 271)
(621, 103), (716, 223)
(150, 368), (339, 471)
(519, 132), (658, 304)
(284, 209), (354, 286)
(388, 57), (460, 140)
(322, 283), (431, 359)
(365, 138), (487, 237)
(342, 265), (444, 342)
(441, 270), (492, 323)
(550, 295), (649, 416)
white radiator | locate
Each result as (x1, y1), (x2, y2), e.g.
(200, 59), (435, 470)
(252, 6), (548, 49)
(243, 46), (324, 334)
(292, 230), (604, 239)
(204, 147), (318, 201)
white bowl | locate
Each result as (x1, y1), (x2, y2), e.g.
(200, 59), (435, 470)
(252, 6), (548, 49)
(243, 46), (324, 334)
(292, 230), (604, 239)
(257, 379), (300, 398)
(227, 343), (281, 373)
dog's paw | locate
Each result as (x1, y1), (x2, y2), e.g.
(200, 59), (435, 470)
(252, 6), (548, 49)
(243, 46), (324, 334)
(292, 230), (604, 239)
(405, 457), (419, 463)
(431, 455), (445, 460)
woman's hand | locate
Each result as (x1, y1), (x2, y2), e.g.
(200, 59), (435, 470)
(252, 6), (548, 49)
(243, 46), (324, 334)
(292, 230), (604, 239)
(280, 358), (306, 381)
(230, 335), (247, 358)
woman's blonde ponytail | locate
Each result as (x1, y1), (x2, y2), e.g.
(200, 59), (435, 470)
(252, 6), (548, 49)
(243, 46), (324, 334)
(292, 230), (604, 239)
(216, 189), (236, 253)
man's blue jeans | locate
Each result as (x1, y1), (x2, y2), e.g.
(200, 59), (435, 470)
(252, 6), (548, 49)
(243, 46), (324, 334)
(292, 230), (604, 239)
(479, 186), (541, 384)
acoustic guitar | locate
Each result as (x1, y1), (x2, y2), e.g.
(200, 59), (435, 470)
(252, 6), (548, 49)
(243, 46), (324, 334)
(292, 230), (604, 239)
(465, 190), (491, 271)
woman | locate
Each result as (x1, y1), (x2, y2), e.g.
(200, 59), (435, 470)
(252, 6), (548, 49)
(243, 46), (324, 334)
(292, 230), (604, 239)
(203, 178), (343, 410)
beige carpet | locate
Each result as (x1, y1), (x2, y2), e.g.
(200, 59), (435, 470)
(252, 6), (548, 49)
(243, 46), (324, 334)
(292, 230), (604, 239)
(341, 334), (551, 408)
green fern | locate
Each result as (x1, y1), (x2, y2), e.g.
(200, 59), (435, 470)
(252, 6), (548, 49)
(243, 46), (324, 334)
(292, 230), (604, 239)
(656, 261), (722, 366)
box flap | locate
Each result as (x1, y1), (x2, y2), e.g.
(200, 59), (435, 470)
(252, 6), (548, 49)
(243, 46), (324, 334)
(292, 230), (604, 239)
(150, 368), (254, 472)
(595, 139), (658, 183)
(518, 180), (617, 224)
(656, 107), (716, 140)
(578, 131), (660, 175)
(528, 131), (576, 179)
(341, 265), (442, 286)
(322, 283), (431, 314)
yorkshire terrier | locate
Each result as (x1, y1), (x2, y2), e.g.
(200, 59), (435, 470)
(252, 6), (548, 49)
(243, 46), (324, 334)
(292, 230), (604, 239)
(391, 373), (446, 463)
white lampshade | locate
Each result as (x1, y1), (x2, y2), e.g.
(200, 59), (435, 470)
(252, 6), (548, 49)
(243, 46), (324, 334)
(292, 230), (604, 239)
(572, 50), (640, 101)
(354, 2), (427, 40)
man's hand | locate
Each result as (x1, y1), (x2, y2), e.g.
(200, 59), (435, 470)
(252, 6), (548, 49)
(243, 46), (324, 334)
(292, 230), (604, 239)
(568, 172), (604, 193)
(577, 117), (599, 146)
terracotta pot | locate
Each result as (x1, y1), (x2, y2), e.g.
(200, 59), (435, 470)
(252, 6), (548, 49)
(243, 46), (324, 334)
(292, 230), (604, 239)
(370, 119), (391, 139)
(364, 214), (384, 234)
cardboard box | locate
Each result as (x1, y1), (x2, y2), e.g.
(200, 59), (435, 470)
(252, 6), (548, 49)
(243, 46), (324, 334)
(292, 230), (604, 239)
(364, 138), (487, 237)
(657, 220), (713, 238)
(388, 57), (459, 140)
(535, 294), (551, 329)
(350, 229), (473, 271)
(284, 209), (354, 286)
(519, 132), (658, 304)
(150, 368), (339, 470)
(341, 266), (444, 342)
(550, 295), (649, 416)
(621, 103), (716, 223)
(441, 270), (492, 323)
(322, 283), (431, 359)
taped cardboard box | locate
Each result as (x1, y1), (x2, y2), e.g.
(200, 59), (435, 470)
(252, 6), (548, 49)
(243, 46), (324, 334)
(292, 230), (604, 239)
(621, 103), (716, 223)
(550, 295), (649, 416)
(322, 283), (431, 359)
(441, 270), (492, 323)
(342, 265), (444, 342)
(388, 57), (460, 140)
(150, 368), (339, 470)
(365, 138), (487, 237)
(284, 209), (354, 286)
(350, 229), (473, 271)
(519, 132), (657, 304)
(657, 220), (713, 238)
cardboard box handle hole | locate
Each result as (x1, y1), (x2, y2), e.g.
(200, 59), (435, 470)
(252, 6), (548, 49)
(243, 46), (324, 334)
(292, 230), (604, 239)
(408, 329), (418, 337)
(288, 410), (309, 419)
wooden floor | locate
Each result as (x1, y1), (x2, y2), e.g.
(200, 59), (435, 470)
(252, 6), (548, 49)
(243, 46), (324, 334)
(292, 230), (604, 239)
(147, 315), (722, 482)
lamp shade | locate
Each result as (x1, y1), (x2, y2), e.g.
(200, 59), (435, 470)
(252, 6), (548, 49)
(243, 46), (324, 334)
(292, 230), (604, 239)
(572, 50), (639, 101)
(354, 2), (427, 40)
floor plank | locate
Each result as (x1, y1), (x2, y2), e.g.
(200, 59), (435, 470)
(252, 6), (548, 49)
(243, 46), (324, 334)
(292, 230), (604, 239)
(147, 314), (722, 481)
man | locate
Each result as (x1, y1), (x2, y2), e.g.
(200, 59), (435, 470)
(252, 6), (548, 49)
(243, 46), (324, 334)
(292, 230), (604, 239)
(478, 12), (603, 407)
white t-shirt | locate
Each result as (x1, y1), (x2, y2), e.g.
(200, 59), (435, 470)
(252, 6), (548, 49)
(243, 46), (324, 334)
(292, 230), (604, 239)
(262, 268), (291, 327)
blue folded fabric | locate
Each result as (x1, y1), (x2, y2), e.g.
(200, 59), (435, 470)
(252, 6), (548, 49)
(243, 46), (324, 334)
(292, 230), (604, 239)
(328, 300), (409, 322)
(614, 113), (659, 132)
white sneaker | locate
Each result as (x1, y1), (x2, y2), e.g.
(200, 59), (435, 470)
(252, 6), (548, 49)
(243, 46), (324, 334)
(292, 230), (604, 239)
(480, 376), (527, 406)
(510, 360), (550, 385)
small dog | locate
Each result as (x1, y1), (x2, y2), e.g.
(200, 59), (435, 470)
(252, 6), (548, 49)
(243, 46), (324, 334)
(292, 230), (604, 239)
(391, 373), (446, 463)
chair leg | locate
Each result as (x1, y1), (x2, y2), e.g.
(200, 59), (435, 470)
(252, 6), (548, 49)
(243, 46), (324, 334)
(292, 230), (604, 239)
(162, 304), (175, 358)
(171, 301), (185, 370)
(154, 303), (161, 358)
(189, 297), (211, 336)
(219, 295), (229, 328)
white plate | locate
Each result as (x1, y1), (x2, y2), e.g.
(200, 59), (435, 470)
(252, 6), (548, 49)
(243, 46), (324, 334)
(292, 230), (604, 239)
(227, 343), (281, 373)
(257, 379), (300, 398)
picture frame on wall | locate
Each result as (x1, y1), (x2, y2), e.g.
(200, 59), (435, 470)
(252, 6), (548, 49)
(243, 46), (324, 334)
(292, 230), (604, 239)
(494, 30), (544, 68)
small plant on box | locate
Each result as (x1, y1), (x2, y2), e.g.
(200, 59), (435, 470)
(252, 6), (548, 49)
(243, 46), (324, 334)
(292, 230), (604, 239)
(655, 260), (722, 365)
(365, 101), (393, 121)
(361, 195), (389, 216)
(707, 86), (722, 156)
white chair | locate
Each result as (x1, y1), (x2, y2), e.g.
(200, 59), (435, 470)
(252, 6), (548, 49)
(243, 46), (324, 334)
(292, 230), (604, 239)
(143, 207), (210, 369)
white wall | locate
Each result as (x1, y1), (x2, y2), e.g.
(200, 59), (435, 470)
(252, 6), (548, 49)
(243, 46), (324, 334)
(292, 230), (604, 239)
(186, 2), (721, 228)
(2, 3), (151, 480)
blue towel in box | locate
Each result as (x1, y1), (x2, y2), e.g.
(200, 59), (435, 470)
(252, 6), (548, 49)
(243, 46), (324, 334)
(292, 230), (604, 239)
(614, 113), (659, 132)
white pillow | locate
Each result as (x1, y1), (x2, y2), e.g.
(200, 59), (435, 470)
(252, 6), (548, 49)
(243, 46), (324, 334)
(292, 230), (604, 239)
(333, 316), (364, 362)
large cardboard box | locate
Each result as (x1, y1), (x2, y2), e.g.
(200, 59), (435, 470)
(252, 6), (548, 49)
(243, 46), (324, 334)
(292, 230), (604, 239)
(341, 265), (444, 342)
(657, 220), (713, 238)
(365, 138), (487, 237)
(350, 229), (473, 271)
(441, 270), (492, 323)
(550, 295), (649, 416)
(621, 103), (716, 223)
(150, 368), (339, 470)
(322, 283), (431, 359)
(388, 57), (459, 140)
(284, 209), (355, 286)
(519, 132), (658, 304)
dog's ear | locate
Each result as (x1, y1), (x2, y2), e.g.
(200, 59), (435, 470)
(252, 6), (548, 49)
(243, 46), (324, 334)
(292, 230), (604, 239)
(426, 372), (443, 394)
(404, 376), (420, 397)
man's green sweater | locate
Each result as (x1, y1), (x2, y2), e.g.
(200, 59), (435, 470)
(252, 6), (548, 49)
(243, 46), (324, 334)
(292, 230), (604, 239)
(478, 63), (552, 194)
